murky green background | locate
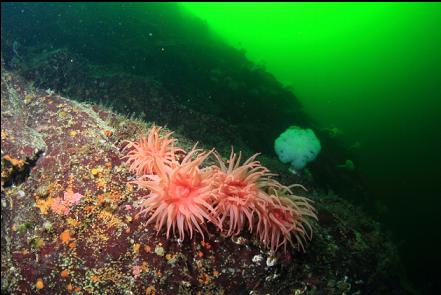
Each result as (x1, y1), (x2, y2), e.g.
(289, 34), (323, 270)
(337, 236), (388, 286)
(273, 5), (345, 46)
(183, 3), (441, 292)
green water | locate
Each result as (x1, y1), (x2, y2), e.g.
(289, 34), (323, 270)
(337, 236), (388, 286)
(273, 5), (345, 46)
(183, 3), (441, 292)
(183, 3), (441, 138)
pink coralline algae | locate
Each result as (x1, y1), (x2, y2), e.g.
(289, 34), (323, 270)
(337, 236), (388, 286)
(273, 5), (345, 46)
(50, 190), (84, 215)
(132, 265), (142, 279)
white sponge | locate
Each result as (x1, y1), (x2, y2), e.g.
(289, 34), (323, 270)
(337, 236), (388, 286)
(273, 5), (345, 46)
(274, 126), (321, 173)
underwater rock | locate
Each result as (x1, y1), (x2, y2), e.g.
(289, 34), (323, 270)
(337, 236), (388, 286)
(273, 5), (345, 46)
(13, 47), (373, 213)
(1, 66), (405, 294)
(1, 64), (46, 188)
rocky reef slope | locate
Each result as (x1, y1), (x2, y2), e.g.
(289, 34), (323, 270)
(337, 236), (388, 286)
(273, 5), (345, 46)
(1, 64), (404, 294)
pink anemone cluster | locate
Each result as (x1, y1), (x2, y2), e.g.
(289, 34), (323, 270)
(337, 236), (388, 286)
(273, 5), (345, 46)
(122, 125), (317, 252)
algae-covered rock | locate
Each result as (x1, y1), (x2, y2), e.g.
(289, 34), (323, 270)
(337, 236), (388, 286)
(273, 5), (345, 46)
(1, 65), (404, 294)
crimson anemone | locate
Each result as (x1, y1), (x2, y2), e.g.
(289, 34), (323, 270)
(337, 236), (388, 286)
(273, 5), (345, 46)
(256, 185), (317, 252)
(132, 148), (217, 240)
(212, 150), (283, 236)
(122, 125), (183, 176)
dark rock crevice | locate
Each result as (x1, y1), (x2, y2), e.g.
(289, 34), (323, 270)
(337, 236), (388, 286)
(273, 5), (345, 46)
(1, 149), (44, 188)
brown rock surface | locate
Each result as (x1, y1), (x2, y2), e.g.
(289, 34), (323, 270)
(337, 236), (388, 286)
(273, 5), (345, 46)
(1, 64), (404, 294)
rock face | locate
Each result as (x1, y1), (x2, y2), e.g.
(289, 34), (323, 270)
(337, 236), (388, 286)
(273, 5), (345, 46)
(1, 64), (404, 294)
